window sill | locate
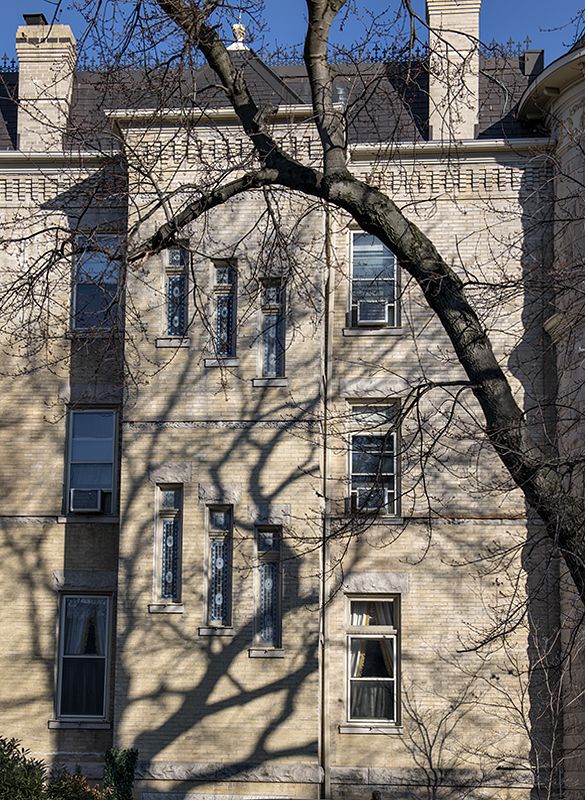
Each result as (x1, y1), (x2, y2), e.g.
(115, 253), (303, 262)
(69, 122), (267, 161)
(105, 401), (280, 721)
(48, 720), (111, 730)
(252, 378), (288, 388)
(248, 648), (286, 658)
(148, 603), (184, 614)
(340, 513), (404, 525)
(339, 724), (403, 735)
(156, 337), (190, 348)
(205, 358), (239, 368)
(199, 626), (234, 636)
(58, 515), (119, 524)
(343, 327), (402, 337)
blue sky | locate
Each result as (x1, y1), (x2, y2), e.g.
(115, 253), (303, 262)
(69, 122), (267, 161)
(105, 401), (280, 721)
(0, 1), (583, 69)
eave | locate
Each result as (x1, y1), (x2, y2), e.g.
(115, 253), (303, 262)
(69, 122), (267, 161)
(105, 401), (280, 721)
(518, 46), (585, 121)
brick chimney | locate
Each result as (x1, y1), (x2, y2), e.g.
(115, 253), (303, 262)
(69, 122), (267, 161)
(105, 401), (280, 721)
(426, 0), (481, 141)
(15, 15), (76, 151)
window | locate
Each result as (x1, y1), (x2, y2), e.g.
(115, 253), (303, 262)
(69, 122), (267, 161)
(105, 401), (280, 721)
(351, 233), (397, 327)
(208, 507), (232, 625)
(57, 595), (110, 719)
(256, 527), (281, 647)
(214, 262), (237, 357)
(158, 486), (183, 601)
(346, 597), (399, 723)
(350, 405), (397, 515)
(167, 248), (189, 337)
(73, 234), (119, 330)
(262, 283), (285, 377)
(67, 410), (116, 515)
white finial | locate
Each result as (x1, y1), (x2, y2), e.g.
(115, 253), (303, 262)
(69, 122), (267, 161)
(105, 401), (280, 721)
(228, 19), (248, 50)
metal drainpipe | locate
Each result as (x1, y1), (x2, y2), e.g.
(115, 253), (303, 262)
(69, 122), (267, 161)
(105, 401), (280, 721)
(320, 202), (334, 800)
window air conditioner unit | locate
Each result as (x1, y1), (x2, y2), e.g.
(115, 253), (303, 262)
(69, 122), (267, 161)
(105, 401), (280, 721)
(70, 488), (103, 513)
(356, 486), (387, 512)
(357, 299), (387, 325)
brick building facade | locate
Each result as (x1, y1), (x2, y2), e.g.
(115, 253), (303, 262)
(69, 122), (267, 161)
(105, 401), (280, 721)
(0, 2), (580, 798)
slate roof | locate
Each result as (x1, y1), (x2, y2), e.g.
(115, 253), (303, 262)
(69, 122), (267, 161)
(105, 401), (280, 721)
(0, 49), (543, 154)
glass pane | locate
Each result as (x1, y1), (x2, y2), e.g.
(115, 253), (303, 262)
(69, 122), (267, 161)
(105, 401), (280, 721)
(216, 265), (235, 284)
(60, 658), (106, 716)
(263, 314), (284, 377)
(162, 490), (181, 509)
(161, 519), (179, 599)
(350, 680), (394, 721)
(71, 439), (113, 463)
(210, 510), (231, 530)
(352, 436), (394, 475)
(74, 283), (117, 328)
(77, 254), (117, 282)
(168, 275), (186, 336)
(76, 235), (119, 278)
(352, 280), (394, 302)
(354, 484), (387, 511)
(352, 407), (395, 428)
(168, 248), (188, 267)
(350, 637), (394, 678)
(350, 600), (394, 627)
(64, 597), (108, 656)
(352, 233), (394, 281)
(216, 295), (234, 356)
(258, 529), (279, 551)
(259, 562), (279, 645)
(70, 464), (113, 490)
(72, 412), (114, 440)
(264, 285), (282, 304)
(209, 540), (230, 623)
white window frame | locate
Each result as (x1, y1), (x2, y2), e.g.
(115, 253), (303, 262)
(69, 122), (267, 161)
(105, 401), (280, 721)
(66, 409), (117, 515)
(255, 526), (282, 647)
(166, 248), (189, 337)
(345, 595), (400, 725)
(156, 485), (183, 603)
(350, 232), (398, 328)
(349, 404), (398, 516)
(206, 506), (233, 626)
(56, 594), (111, 721)
(72, 233), (120, 331)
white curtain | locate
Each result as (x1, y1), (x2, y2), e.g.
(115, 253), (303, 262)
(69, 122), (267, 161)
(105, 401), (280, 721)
(64, 597), (107, 655)
(349, 600), (395, 721)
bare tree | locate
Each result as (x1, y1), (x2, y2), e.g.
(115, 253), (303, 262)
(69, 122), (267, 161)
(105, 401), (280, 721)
(66, 0), (583, 606)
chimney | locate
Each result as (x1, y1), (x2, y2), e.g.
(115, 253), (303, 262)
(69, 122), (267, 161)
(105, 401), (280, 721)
(426, 0), (481, 141)
(15, 15), (76, 151)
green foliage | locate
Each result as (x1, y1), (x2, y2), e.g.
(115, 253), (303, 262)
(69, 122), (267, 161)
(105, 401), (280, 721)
(46, 766), (112, 800)
(0, 738), (136, 800)
(102, 748), (138, 800)
(0, 735), (45, 799)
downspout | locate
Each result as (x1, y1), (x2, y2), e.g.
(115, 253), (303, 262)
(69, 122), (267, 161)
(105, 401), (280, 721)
(320, 201), (334, 800)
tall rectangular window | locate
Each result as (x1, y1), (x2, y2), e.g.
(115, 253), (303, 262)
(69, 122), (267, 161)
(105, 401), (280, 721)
(73, 234), (119, 330)
(351, 233), (397, 327)
(256, 527), (281, 647)
(346, 597), (399, 723)
(57, 595), (110, 719)
(214, 262), (236, 357)
(208, 508), (232, 625)
(350, 405), (397, 515)
(262, 284), (285, 377)
(159, 486), (182, 601)
(167, 248), (188, 337)
(68, 410), (116, 514)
